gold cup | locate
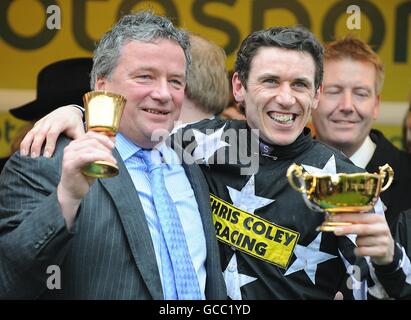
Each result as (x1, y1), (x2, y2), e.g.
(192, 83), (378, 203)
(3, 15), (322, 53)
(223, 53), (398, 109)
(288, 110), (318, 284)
(286, 163), (394, 232)
(81, 91), (126, 178)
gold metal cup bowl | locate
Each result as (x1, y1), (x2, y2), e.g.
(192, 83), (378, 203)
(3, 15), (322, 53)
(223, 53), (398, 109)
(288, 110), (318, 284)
(81, 91), (126, 178)
(286, 163), (394, 232)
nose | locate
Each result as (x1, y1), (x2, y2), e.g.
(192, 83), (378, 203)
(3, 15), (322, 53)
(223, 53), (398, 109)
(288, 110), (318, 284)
(151, 78), (172, 103)
(338, 90), (354, 113)
(274, 83), (296, 107)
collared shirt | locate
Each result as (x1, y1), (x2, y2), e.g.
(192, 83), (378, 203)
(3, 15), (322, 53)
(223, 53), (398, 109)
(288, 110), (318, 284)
(349, 135), (377, 169)
(115, 133), (207, 299)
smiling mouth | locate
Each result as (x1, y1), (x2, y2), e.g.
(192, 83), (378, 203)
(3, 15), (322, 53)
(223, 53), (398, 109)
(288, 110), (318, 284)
(143, 108), (169, 115)
(332, 120), (356, 124)
(268, 112), (297, 125)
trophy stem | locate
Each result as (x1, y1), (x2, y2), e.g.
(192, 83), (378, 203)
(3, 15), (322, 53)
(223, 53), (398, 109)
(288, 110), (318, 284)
(316, 213), (352, 232)
(316, 222), (352, 232)
(81, 160), (119, 178)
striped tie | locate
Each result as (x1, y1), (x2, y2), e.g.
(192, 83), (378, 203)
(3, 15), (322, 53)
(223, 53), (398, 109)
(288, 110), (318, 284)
(137, 149), (202, 300)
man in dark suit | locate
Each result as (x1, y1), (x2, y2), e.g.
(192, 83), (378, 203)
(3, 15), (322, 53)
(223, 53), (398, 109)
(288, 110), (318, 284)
(0, 11), (225, 299)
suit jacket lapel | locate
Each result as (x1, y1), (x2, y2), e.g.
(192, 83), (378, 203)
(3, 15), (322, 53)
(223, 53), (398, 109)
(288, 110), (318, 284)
(100, 149), (163, 300)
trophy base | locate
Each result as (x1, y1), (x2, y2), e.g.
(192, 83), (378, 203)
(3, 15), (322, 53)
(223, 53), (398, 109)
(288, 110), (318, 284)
(82, 161), (119, 178)
(326, 206), (373, 213)
(88, 126), (116, 136)
(316, 222), (352, 232)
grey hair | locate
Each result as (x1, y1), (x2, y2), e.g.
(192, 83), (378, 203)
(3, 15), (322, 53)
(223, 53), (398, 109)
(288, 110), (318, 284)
(90, 11), (191, 89)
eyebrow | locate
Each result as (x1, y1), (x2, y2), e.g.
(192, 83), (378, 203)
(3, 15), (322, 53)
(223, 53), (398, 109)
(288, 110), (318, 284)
(324, 83), (372, 92)
(294, 77), (313, 86)
(257, 73), (313, 84)
(127, 66), (153, 75)
(128, 66), (185, 79)
(257, 73), (278, 80)
(353, 86), (372, 92)
(169, 72), (186, 80)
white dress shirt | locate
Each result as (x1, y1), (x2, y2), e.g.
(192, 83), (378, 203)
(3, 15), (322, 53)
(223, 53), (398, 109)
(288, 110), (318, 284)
(349, 135), (376, 169)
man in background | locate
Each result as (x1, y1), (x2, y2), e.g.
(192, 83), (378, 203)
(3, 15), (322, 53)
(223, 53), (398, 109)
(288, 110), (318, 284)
(177, 33), (230, 125)
(311, 37), (411, 231)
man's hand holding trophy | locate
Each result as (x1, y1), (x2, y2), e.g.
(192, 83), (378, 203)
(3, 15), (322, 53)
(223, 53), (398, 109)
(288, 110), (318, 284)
(287, 163), (396, 265)
(81, 91), (127, 178)
(287, 163), (394, 232)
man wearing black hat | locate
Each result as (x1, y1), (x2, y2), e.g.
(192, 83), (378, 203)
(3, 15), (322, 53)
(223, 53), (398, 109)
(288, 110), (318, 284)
(0, 57), (92, 172)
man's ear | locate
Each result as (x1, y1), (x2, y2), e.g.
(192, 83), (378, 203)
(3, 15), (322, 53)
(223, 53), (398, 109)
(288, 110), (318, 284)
(95, 78), (106, 91)
(311, 85), (322, 110)
(232, 72), (245, 103)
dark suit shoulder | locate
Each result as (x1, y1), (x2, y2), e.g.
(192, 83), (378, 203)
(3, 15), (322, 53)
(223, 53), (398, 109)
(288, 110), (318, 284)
(368, 129), (411, 171)
(395, 209), (411, 258)
(368, 129), (411, 230)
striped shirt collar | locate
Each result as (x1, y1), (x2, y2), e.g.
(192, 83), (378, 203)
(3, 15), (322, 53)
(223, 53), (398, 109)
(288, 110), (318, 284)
(115, 133), (176, 167)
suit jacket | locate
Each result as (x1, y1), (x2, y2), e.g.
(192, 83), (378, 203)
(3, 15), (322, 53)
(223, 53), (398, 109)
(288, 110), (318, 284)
(0, 136), (226, 299)
(395, 209), (411, 259)
(0, 157), (8, 173)
(366, 129), (411, 232)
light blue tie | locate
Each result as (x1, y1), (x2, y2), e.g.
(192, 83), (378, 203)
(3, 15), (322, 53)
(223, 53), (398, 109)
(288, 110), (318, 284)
(138, 149), (202, 300)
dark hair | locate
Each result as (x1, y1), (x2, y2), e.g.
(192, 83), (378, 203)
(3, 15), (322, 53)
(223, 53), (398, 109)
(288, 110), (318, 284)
(234, 26), (323, 91)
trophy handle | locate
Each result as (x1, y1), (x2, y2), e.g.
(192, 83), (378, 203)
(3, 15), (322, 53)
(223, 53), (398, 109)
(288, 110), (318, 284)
(379, 164), (394, 192)
(287, 163), (307, 193)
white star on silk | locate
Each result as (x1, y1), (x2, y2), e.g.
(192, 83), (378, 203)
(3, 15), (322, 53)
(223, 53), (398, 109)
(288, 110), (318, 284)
(223, 253), (257, 300)
(227, 175), (275, 213)
(366, 256), (389, 299)
(192, 124), (230, 165)
(302, 154), (337, 175)
(338, 249), (367, 300)
(284, 233), (337, 284)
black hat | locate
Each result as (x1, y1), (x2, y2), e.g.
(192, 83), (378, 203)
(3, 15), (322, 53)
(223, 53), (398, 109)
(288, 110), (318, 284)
(9, 57), (93, 121)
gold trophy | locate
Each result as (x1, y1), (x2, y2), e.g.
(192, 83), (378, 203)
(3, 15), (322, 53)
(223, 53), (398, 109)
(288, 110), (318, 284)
(286, 163), (394, 232)
(81, 91), (126, 178)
